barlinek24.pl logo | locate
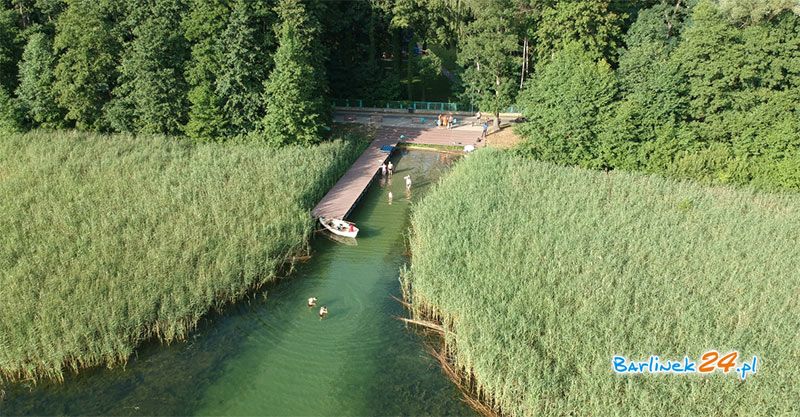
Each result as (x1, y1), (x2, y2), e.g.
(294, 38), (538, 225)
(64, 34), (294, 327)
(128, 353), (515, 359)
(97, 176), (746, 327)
(613, 350), (758, 380)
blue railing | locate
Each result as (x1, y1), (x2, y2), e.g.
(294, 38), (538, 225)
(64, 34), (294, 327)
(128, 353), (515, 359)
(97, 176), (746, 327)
(332, 99), (519, 114)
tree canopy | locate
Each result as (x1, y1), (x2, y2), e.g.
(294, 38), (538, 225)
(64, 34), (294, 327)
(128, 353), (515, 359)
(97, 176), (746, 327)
(0, 0), (796, 190)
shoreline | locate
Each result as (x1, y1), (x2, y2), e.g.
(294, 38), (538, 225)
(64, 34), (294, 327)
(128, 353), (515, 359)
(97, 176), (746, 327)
(398, 275), (502, 417)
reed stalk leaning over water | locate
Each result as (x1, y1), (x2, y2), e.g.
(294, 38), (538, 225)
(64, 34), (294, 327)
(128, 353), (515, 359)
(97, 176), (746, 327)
(404, 148), (800, 417)
(0, 130), (366, 382)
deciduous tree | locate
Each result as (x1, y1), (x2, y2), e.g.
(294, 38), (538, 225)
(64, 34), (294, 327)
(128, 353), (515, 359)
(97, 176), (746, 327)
(457, 0), (519, 127)
(517, 43), (618, 168)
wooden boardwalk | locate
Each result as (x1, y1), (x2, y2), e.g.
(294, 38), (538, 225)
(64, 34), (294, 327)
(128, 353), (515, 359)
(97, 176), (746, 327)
(312, 134), (398, 219)
(312, 126), (484, 220)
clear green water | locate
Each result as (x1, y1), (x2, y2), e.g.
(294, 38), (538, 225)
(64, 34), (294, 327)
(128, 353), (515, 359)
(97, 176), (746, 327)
(1, 150), (475, 417)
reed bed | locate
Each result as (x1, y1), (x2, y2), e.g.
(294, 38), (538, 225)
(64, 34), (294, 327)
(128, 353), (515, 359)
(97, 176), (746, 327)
(0, 130), (365, 382)
(405, 149), (800, 416)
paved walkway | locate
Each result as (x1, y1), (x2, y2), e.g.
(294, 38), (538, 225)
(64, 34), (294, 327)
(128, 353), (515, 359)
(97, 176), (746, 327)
(334, 111), (485, 131)
(376, 126), (484, 148)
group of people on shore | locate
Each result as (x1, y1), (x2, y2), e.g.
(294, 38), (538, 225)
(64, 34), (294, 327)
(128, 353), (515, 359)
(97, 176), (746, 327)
(436, 113), (456, 129)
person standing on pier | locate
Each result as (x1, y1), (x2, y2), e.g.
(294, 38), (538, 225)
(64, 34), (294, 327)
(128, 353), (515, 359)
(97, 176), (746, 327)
(380, 163), (387, 176)
(387, 161), (394, 177)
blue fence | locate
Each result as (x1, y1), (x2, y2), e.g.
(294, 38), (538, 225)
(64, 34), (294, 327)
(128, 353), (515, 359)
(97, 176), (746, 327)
(333, 99), (518, 114)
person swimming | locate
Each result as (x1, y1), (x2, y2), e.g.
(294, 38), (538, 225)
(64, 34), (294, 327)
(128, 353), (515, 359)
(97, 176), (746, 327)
(308, 297), (317, 307)
(319, 306), (328, 319)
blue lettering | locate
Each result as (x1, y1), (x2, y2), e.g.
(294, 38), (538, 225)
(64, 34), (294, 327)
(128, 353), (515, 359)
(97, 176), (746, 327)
(683, 356), (696, 373)
(628, 362), (640, 373)
(739, 356), (758, 380)
(613, 356), (628, 373)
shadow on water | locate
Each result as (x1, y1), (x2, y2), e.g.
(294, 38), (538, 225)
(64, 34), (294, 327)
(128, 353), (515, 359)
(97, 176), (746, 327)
(0, 150), (475, 417)
(0, 284), (301, 415)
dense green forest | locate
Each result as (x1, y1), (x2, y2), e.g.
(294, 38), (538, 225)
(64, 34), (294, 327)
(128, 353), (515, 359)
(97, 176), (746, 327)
(0, 0), (798, 188)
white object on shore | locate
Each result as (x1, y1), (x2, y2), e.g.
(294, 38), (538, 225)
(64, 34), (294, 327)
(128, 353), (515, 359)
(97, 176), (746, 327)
(464, 144), (475, 153)
(319, 216), (359, 238)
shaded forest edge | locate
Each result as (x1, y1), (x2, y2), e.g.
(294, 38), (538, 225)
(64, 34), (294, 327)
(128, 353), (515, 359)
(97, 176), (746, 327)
(1, 0), (798, 192)
(0, 128), (369, 383)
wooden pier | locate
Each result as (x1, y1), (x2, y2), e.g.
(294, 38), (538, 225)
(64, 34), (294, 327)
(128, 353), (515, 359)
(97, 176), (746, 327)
(312, 135), (398, 220)
(312, 126), (482, 220)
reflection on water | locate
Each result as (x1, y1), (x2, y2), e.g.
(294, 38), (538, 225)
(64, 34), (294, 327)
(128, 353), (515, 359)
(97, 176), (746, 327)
(1, 150), (475, 417)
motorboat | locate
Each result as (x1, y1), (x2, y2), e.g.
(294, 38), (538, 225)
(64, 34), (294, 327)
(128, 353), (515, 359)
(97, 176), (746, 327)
(319, 216), (359, 238)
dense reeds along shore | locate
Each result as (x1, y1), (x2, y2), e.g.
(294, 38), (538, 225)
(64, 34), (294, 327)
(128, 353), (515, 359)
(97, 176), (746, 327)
(0, 131), (366, 382)
(404, 149), (800, 417)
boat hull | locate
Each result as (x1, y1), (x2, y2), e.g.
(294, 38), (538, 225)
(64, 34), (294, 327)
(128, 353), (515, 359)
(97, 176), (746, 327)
(319, 217), (359, 238)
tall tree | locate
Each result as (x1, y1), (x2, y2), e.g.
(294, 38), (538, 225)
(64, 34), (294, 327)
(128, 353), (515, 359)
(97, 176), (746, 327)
(262, 0), (327, 146)
(534, 0), (624, 64)
(517, 43), (618, 168)
(217, 0), (274, 136)
(184, 0), (274, 141)
(107, 0), (189, 135)
(16, 29), (62, 128)
(183, 0), (228, 141)
(597, 2), (691, 170)
(458, 0), (519, 127)
(0, 3), (21, 93)
(52, 0), (121, 130)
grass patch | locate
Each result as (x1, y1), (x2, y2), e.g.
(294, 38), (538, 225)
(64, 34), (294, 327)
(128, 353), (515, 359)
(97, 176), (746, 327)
(0, 130), (367, 382)
(405, 149), (800, 416)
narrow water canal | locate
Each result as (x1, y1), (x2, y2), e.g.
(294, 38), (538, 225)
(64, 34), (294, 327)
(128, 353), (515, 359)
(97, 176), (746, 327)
(1, 150), (475, 416)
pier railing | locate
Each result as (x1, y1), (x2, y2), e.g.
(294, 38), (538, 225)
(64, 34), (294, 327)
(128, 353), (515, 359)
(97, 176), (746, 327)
(332, 99), (518, 114)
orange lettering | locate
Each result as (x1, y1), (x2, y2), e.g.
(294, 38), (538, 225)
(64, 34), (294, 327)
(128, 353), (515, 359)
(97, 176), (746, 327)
(699, 350), (719, 373)
(717, 351), (738, 373)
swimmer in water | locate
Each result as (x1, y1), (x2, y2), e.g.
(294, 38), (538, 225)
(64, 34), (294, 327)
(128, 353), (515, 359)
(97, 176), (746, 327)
(319, 306), (328, 319)
(308, 297), (317, 307)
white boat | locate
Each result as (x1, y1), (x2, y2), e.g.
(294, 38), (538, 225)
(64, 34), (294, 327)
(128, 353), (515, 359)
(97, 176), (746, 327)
(319, 216), (359, 238)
